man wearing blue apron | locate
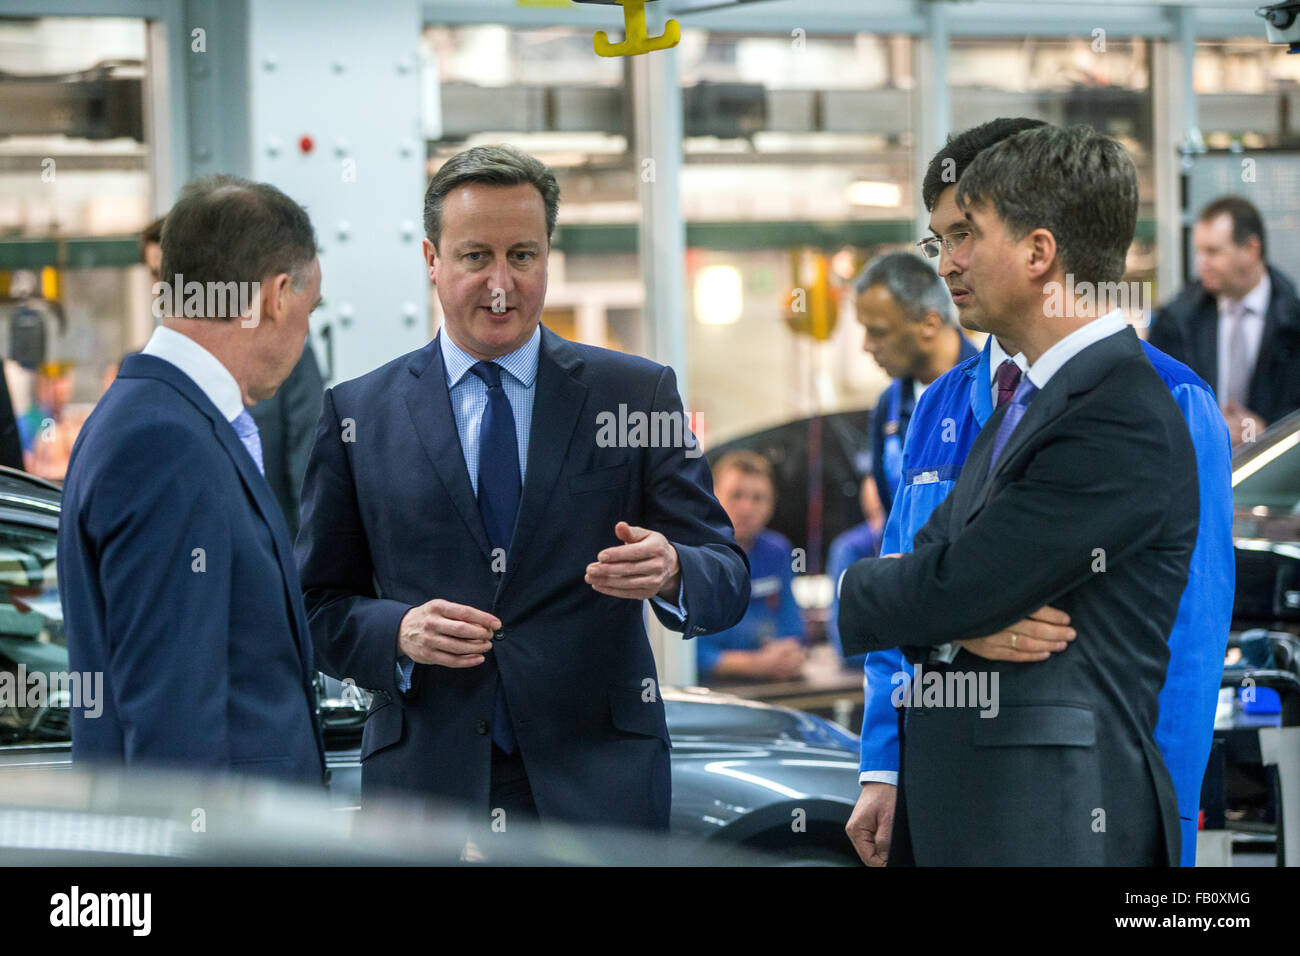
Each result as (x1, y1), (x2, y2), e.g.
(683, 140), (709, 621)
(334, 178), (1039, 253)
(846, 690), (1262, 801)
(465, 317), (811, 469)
(845, 118), (1234, 868)
(859, 252), (979, 518)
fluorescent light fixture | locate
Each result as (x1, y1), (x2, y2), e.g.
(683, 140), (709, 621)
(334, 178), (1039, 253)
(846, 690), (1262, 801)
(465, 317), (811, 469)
(847, 179), (902, 207)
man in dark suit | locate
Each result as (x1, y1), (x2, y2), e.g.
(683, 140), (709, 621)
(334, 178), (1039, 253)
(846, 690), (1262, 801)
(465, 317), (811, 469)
(1148, 196), (1300, 444)
(59, 175), (325, 784)
(838, 125), (1199, 866)
(296, 145), (748, 834)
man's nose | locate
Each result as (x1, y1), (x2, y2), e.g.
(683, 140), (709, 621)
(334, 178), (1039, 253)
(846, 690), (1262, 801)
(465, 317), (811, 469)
(938, 245), (961, 277)
(487, 262), (515, 295)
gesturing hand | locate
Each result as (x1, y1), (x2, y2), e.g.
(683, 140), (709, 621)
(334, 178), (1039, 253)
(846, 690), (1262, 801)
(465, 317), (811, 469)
(585, 521), (681, 600)
(397, 599), (499, 668)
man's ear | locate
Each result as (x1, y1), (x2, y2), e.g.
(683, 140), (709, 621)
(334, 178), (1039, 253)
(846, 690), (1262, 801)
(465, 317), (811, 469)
(422, 237), (438, 285)
(253, 272), (290, 330)
(914, 309), (943, 341)
(1025, 228), (1058, 281)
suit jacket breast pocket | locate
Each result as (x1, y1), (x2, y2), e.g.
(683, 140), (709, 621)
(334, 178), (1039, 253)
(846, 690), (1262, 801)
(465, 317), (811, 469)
(360, 699), (404, 761)
(569, 462), (630, 496)
(973, 703), (1096, 748)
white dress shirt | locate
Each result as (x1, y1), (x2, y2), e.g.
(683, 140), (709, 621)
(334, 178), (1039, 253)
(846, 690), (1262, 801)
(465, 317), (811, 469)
(141, 325), (245, 424)
(1215, 271), (1270, 407)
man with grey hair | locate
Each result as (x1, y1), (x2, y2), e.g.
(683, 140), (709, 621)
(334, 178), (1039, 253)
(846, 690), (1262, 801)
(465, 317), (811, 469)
(59, 175), (326, 783)
(296, 144), (748, 837)
(857, 250), (976, 516)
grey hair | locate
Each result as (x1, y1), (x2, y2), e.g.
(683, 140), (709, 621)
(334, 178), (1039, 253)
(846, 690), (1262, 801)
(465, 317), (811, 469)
(423, 144), (560, 250)
(854, 251), (956, 326)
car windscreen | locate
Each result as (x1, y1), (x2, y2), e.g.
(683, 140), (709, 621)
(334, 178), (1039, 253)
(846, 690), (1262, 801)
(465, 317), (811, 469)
(1234, 426), (1300, 514)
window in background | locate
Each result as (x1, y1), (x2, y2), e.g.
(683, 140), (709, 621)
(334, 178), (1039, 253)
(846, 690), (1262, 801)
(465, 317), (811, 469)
(949, 36), (1157, 320)
(1195, 36), (1300, 149)
(677, 31), (915, 447)
(0, 17), (151, 480)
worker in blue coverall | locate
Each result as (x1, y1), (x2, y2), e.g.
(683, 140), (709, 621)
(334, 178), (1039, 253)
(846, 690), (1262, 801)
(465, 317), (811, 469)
(844, 117), (1235, 868)
(696, 450), (806, 683)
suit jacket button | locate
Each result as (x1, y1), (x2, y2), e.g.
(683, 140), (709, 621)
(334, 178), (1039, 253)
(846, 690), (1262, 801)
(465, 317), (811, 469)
(475, 720), (488, 735)
(493, 628), (506, 641)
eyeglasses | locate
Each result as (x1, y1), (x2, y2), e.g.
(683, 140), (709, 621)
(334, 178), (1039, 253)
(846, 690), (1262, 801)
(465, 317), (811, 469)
(916, 231), (971, 259)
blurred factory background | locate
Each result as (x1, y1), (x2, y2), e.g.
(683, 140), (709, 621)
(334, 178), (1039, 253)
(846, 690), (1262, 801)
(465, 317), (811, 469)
(1, 0), (1293, 460)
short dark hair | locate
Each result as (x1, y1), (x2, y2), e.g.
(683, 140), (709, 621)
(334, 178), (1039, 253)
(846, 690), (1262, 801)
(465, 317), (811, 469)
(956, 125), (1138, 287)
(160, 175), (317, 317)
(713, 450), (775, 489)
(922, 117), (1047, 212)
(1198, 195), (1267, 261)
(423, 144), (560, 251)
(139, 214), (165, 262)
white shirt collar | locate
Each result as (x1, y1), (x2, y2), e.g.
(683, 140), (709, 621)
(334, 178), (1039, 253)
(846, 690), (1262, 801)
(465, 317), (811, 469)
(988, 335), (1028, 373)
(141, 325), (245, 422)
(440, 323), (541, 389)
(1025, 309), (1128, 391)
(1222, 270), (1271, 320)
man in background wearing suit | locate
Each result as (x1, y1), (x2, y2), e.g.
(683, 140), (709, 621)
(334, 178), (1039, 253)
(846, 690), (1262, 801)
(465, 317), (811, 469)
(59, 176), (326, 784)
(250, 340), (324, 540)
(296, 145), (748, 835)
(1149, 196), (1300, 444)
(839, 125), (1200, 865)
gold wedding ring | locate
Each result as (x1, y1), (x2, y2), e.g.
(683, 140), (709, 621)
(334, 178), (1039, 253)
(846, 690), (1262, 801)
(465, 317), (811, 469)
(1010, 632), (1018, 649)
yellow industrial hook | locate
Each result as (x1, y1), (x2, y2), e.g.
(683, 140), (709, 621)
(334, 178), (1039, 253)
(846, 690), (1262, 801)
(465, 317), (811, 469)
(591, 0), (681, 57)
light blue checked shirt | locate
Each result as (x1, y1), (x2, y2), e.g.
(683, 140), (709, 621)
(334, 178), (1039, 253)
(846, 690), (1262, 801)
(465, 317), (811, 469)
(397, 325), (684, 692)
(441, 324), (540, 492)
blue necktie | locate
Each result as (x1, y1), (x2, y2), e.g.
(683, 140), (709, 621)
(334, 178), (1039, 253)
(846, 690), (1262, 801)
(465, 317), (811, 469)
(987, 377), (1038, 477)
(231, 409), (264, 476)
(469, 361), (521, 753)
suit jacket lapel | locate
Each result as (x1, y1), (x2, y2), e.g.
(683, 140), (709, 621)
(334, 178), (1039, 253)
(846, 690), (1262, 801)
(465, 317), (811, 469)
(498, 327), (588, 594)
(119, 355), (315, 673)
(1195, 296), (1219, 396)
(966, 385), (1067, 521)
(1250, 267), (1293, 413)
(403, 334), (494, 562)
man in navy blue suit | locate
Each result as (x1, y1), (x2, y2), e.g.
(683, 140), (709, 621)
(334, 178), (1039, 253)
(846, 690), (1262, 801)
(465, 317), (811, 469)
(59, 176), (326, 784)
(296, 145), (749, 832)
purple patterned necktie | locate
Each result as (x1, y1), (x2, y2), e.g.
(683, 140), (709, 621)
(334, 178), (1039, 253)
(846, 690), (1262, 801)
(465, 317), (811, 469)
(231, 409), (264, 476)
(994, 359), (1021, 410)
(987, 377), (1039, 477)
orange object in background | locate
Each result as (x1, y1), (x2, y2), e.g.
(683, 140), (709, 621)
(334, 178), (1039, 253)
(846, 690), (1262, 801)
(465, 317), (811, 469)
(782, 248), (839, 342)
